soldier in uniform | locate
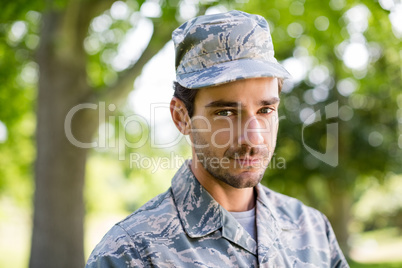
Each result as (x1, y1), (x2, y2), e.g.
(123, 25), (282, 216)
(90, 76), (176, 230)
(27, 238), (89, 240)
(86, 10), (349, 267)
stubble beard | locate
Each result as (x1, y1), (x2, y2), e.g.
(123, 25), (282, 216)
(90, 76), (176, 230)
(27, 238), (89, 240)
(192, 131), (273, 189)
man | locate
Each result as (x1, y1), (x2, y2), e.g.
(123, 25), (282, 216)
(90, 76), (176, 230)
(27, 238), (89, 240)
(86, 10), (349, 267)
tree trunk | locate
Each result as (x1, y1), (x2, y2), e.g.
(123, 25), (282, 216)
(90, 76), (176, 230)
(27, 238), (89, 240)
(30, 9), (97, 268)
(327, 182), (352, 257)
(29, 1), (178, 266)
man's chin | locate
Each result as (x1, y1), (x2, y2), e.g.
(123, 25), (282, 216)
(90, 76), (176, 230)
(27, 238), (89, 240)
(220, 170), (264, 189)
(227, 179), (261, 189)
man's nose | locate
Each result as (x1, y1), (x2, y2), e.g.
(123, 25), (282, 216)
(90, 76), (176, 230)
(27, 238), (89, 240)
(238, 116), (265, 146)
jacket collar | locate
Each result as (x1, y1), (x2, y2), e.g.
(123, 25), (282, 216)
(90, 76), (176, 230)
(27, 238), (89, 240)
(255, 183), (300, 265)
(171, 160), (222, 238)
(171, 160), (299, 258)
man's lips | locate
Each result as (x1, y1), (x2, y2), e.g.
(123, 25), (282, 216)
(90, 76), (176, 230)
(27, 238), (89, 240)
(234, 158), (262, 166)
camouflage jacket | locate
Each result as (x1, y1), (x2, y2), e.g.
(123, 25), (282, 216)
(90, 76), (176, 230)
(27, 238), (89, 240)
(86, 160), (349, 267)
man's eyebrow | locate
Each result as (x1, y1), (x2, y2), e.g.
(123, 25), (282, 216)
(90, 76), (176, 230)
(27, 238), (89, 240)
(260, 97), (280, 106)
(205, 101), (240, 108)
(205, 97), (280, 108)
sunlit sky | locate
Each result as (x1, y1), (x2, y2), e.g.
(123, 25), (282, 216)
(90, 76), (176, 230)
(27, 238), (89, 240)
(128, 41), (179, 146)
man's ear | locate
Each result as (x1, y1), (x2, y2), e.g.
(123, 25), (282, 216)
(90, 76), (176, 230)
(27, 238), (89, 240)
(170, 97), (191, 135)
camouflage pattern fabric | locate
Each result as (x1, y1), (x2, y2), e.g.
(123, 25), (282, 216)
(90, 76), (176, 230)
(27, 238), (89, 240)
(172, 10), (291, 89)
(86, 160), (349, 267)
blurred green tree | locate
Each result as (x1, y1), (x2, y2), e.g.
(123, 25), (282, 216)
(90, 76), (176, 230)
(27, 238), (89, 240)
(1, 0), (237, 267)
(0, 13), (36, 206)
(1, 0), (401, 266)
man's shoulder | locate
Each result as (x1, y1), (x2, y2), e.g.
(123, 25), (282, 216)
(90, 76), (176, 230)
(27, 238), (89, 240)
(86, 189), (180, 267)
(258, 186), (349, 267)
(260, 184), (325, 223)
(128, 188), (174, 216)
(115, 188), (178, 235)
(260, 183), (307, 208)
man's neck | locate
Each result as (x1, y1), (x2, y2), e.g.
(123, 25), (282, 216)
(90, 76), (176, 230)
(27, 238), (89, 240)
(190, 160), (256, 212)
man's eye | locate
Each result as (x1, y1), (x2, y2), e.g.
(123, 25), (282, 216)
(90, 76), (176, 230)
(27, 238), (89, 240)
(216, 110), (234, 116)
(259, 107), (274, 114)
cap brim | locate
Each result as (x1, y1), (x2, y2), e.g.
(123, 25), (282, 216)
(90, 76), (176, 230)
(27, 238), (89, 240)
(177, 59), (291, 89)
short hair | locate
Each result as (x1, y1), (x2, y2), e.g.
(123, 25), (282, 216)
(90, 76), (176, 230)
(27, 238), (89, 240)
(173, 82), (199, 118)
(173, 79), (283, 118)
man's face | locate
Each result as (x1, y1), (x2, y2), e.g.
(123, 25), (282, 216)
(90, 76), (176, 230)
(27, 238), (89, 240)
(190, 77), (280, 189)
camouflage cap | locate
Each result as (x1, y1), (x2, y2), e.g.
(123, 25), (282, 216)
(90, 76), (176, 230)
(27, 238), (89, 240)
(172, 10), (291, 89)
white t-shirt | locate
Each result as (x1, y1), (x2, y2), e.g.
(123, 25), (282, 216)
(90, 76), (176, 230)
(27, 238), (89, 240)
(230, 207), (257, 241)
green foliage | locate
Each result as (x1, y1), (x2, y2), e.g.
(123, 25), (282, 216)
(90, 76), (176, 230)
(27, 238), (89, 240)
(0, 0), (44, 22)
(240, 0), (402, 204)
(0, 6), (39, 205)
(85, 106), (192, 214)
(0, 0), (246, 210)
(352, 175), (402, 231)
(349, 261), (402, 268)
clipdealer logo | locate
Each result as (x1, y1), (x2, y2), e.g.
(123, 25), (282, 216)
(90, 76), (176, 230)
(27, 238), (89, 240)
(64, 101), (339, 167)
(302, 101), (339, 167)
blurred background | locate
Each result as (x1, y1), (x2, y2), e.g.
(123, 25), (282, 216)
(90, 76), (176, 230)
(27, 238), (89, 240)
(0, 0), (401, 267)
